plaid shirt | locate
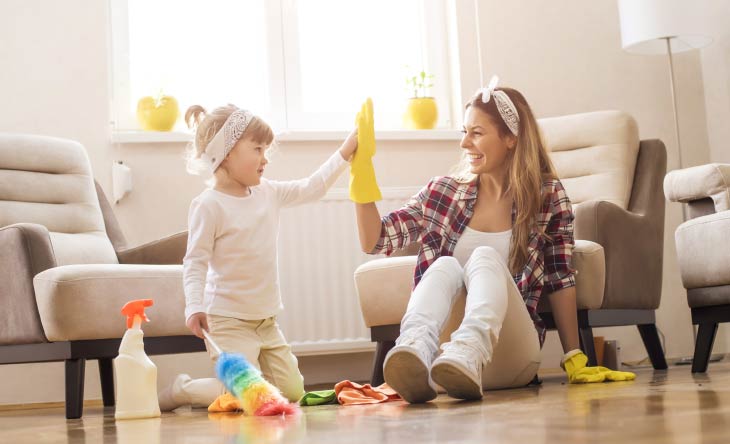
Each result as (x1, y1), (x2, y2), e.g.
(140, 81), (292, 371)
(372, 176), (576, 346)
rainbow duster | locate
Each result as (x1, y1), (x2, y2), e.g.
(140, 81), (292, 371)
(203, 330), (300, 416)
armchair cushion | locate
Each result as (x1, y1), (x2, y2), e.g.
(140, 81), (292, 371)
(664, 163), (730, 212)
(542, 111), (639, 210)
(33, 264), (189, 341)
(0, 134), (118, 265)
(355, 240), (604, 330)
(674, 211), (730, 291)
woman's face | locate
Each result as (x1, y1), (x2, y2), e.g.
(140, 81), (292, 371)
(220, 136), (269, 187)
(460, 106), (516, 176)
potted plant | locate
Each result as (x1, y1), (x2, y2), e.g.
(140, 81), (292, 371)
(404, 70), (437, 129)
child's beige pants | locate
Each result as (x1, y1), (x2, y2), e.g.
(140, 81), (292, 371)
(171, 315), (305, 407)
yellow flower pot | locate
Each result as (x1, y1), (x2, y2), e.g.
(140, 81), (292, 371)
(404, 97), (438, 129)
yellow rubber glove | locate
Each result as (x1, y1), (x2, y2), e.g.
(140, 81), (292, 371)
(562, 350), (636, 384)
(349, 98), (382, 203)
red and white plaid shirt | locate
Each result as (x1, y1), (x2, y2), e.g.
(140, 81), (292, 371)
(372, 176), (576, 346)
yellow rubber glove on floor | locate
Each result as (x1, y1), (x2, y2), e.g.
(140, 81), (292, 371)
(349, 98), (382, 203)
(562, 350), (636, 384)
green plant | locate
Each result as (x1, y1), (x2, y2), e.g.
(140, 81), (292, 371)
(406, 69), (434, 98)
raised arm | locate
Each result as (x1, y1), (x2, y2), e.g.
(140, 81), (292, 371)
(356, 202), (383, 253)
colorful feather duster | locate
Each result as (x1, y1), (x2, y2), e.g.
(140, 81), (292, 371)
(203, 330), (300, 416)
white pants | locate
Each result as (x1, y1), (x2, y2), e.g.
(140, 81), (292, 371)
(401, 246), (541, 389)
(172, 315), (305, 407)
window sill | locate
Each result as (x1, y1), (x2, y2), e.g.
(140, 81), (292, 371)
(111, 129), (462, 144)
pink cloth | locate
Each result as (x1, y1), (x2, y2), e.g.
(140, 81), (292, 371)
(334, 380), (402, 405)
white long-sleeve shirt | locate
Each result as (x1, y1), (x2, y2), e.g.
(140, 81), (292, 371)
(183, 151), (349, 321)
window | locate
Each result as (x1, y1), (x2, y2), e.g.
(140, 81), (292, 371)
(110, 0), (453, 133)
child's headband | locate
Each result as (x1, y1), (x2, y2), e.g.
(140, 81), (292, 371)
(476, 75), (520, 136)
(200, 109), (255, 172)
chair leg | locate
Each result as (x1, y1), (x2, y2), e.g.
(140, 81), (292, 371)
(65, 358), (86, 419)
(637, 323), (669, 370)
(578, 327), (598, 366)
(371, 340), (395, 386)
(692, 322), (718, 373)
(98, 358), (115, 407)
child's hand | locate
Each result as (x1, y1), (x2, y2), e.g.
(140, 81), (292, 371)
(339, 128), (358, 161)
(186, 312), (209, 339)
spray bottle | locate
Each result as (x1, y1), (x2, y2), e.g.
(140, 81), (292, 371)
(114, 299), (161, 420)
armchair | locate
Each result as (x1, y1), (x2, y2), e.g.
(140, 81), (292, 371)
(664, 163), (730, 372)
(0, 133), (203, 418)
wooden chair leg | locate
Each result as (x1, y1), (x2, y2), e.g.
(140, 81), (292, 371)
(65, 358), (86, 419)
(98, 358), (115, 407)
(371, 340), (395, 386)
(579, 327), (598, 366)
(637, 323), (669, 370)
(692, 322), (718, 373)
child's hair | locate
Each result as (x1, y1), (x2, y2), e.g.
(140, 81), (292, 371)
(451, 87), (558, 275)
(184, 104), (275, 176)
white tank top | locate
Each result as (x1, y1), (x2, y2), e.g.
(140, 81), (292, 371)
(452, 226), (512, 267)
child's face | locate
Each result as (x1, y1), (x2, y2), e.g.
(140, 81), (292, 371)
(222, 136), (269, 187)
(460, 107), (516, 176)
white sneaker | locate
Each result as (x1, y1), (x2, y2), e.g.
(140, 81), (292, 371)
(430, 341), (484, 400)
(158, 373), (189, 412)
(383, 327), (438, 403)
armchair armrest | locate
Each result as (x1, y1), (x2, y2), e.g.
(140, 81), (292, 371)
(116, 231), (187, 265)
(574, 200), (662, 310)
(0, 223), (57, 344)
(664, 163), (730, 212)
(354, 256), (417, 328)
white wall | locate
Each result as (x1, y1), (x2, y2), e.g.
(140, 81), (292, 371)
(0, 0), (725, 405)
(701, 0), (730, 164)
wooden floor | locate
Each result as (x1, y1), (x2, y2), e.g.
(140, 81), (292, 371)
(2, 362), (730, 443)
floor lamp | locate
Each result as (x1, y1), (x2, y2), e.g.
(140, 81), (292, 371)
(618, 0), (713, 363)
(618, 0), (712, 215)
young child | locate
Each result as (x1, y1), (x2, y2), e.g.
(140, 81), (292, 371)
(159, 104), (357, 411)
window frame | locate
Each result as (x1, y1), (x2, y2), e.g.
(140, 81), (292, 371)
(108, 0), (456, 134)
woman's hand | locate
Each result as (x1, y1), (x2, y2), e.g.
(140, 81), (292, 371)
(339, 128), (358, 161)
(186, 312), (209, 339)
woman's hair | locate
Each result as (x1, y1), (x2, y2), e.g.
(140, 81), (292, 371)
(184, 104), (275, 176)
(451, 87), (558, 275)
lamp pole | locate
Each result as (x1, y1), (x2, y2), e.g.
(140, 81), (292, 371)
(664, 36), (688, 221)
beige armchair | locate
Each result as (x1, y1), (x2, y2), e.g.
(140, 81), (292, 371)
(355, 111), (668, 385)
(0, 133), (203, 418)
(664, 163), (730, 372)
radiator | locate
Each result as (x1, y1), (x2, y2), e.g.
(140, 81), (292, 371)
(276, 187), (419, 356)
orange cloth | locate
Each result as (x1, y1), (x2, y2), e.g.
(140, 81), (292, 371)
(208, 392), (242, 413)
(334, 380), (402, 405)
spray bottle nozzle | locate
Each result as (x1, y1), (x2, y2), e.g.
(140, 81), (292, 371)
(121, 299), (154, 329)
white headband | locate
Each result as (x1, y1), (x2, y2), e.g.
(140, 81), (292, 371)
(476, 75), (520, 136)
(200, 109), (254, 171)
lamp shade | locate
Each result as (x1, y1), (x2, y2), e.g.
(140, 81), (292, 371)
(618, 0), (712, 54)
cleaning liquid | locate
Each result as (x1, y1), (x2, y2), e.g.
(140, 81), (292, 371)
(114, 299), (161, 420)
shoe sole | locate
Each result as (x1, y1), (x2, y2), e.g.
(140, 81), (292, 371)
(384, 348), (437, 403)
(431, 361), (483, 401)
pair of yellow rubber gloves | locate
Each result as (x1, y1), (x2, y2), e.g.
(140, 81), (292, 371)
(562, 349), (636, 383)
